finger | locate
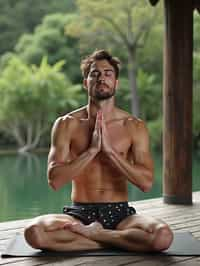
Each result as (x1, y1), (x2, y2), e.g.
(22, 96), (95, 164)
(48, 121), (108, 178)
(94, 112), (100, 130)
(98, 110), (102, 122)
(101, 115), (106, 132)
(102, 113), (106, 126)
(97, 111), (102, 129)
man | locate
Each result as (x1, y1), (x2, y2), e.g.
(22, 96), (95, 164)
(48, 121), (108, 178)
(25, 50), (173, 252)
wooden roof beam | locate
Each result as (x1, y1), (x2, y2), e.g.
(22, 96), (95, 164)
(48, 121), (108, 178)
(194, 0), (200, 14)
(149, 0), (160, 6)
(149, 0), (200, 13)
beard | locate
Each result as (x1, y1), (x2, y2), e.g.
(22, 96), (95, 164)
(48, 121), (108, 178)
(94, 84), (115, 100)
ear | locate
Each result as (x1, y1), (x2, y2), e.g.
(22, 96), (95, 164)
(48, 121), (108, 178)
(115, 79), (119, 90)
(83, 79), (88, 91)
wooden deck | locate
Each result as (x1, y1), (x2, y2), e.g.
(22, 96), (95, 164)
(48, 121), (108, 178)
(1, 191), (200, 266)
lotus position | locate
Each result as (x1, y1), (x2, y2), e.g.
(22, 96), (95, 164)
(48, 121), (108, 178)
(25, 50), (173, 252)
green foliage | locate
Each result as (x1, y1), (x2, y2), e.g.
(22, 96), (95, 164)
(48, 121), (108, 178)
(137, 22), (164, 81)
(116, 73), (163, 150)
(0, 0), (199, 153)
(14, 13), (81, 83)
(116, 69), (162, 121)
(65, 0), (163, 116)
(0, 0), (76, 55)
(0, 55), (83, 149)
(137, 69), (162, 121)
(116, 78), (131, 112)
(66, 0), (161, 55)
(147, 118), (162, 151)
(193, 12), (200, 150)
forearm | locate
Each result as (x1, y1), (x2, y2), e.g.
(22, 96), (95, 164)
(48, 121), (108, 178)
(48, 148), (97, 190)
(107, 148), (153, 192)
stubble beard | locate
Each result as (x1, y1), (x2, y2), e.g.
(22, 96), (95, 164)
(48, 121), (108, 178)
(94, 85), (116, 101)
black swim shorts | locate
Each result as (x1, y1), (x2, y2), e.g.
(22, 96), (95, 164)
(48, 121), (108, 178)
(63, 202), (136, 230)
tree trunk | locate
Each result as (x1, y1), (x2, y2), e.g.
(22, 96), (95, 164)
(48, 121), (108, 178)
(127, 48), (140, 117)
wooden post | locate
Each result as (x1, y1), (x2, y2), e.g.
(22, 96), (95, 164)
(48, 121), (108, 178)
(163, 0), (193, 204)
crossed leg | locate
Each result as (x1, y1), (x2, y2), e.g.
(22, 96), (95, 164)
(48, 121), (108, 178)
(116, 214), (174, 251)
(64, 213), (174, 252)
(24, 214), (104, 251)
(24, 213), (173, 252)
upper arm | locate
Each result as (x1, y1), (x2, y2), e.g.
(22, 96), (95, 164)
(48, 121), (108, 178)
(128, 119), (154, 172)
(47, 116), (74, 173)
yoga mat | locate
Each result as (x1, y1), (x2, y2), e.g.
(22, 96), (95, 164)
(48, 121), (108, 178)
(2, 231), (200, 258)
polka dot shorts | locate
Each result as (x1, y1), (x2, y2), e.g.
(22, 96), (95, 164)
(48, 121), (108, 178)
(63, 202), (136, 230)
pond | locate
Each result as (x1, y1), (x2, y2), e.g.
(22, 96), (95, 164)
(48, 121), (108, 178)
(0, 152), (199, 222)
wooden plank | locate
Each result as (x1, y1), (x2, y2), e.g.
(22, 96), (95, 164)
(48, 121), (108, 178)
(0, 228), (24, 241)
(123, 256), (195, 266)
(0, 192), (200, 265)
(0, 256), (32, 266)
(0, 256), (147, 266)
(129, 191), (200, 209)
(0, 220), (30, 231)
(167, 257), (200, 265)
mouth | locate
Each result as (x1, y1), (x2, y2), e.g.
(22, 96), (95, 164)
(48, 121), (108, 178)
(97, 84), (109, 89)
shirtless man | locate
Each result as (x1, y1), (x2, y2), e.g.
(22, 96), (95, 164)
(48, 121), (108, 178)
(25, 50), (173, 252)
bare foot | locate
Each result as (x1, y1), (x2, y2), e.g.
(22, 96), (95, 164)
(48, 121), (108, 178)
(63, 221), (104, 239)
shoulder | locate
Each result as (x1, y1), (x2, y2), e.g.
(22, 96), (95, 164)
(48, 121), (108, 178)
(116, 108), (147, 132)
(126, 117), (147, 133)
(116, 110), (149, 144)
(52, 106), (87, 133)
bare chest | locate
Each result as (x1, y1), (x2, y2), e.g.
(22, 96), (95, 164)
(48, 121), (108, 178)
(70, 120), (132, 158)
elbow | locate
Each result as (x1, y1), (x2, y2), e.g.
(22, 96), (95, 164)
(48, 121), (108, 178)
(141, 182), (152, 192)
(47, 169), (61, 191)
(141, 173), (154, 193)
(48, 167), (71, 191)
(48, 179), (59, 191)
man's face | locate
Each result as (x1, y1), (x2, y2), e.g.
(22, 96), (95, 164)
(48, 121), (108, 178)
(84, 60), (118, 101)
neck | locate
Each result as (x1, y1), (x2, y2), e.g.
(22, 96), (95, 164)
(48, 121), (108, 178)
(87, 97), (115, 122)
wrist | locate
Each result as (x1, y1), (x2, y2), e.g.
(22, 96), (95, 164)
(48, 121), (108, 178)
(104, 146), (114, 156)
(88, 147), (99, 156)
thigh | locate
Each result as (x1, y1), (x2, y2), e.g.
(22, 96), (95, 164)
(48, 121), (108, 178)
(28, 213), (83, 229)
(116, 213), (166, 232)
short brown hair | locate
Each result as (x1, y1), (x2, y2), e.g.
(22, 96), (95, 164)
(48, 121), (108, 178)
(80, 50), (121, 79)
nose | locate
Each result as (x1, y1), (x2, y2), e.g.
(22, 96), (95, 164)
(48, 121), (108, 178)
(97, 72), (105, 82)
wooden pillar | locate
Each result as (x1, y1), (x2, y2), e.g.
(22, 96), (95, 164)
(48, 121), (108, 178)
(163, 0), (193, 204)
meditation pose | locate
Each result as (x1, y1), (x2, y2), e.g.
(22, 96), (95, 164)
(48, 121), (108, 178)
(25, 50), (173, 252)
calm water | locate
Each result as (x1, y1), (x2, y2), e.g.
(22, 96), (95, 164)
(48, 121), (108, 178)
(0, 152), (200, 222)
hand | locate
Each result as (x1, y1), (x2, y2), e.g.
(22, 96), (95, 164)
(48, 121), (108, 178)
(63, 221), (104, 239)
(90, 111), (102, 154)
(101, 113), (113, 154)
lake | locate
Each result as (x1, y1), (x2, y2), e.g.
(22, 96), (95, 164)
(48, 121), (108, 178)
(0, 152), (199, 222)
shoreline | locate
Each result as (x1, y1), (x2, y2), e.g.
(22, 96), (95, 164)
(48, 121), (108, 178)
(0, 147), (49, 155)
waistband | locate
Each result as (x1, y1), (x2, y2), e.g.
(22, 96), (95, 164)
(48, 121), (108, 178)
(72, 201), (129, 207)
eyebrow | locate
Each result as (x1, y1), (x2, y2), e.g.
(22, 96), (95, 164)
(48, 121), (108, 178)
(90, 69), (114, 73)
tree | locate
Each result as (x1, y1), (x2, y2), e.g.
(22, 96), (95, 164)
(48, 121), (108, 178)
(66, 0), (161, 116)
(14, 13), (81, 83)
(0, 0), (76, 55)
(193, 11), (200, 151)
(0, 56), (82, 152)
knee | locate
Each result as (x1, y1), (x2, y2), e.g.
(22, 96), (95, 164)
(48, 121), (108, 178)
(24, 224), (46, 250)
(152, 224), (173, 251)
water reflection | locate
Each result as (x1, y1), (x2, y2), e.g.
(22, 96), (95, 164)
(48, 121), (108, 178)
(14, 153), (41, 180)
(0, 153), (71, 222)
(0, 152), (199, 222)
